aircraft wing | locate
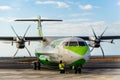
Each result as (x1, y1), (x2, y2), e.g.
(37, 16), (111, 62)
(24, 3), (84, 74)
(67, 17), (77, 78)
(99, 36), (120, 40)
(24, 37), (43, 41)
(0, 37), (13, 41)
(0, 36), (43, 41)
(77, 36), (120, 40)
(41, 36), (120, 44)
(0, 36), (120, 41)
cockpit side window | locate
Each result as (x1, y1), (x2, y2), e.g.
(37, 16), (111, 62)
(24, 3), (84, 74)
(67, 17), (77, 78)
(50, 39), (62, 48)
(64, 42), (69, 46)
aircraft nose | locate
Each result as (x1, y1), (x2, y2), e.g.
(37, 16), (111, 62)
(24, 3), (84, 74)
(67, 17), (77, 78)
(64, 46), (88, 56)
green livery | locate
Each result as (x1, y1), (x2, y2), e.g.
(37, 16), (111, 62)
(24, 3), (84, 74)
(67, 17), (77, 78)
(64, 46), (88, 56)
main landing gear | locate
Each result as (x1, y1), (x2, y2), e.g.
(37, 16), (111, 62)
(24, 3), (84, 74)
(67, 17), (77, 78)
(74, 65), (82, 74)
(33, 62), (41, 70)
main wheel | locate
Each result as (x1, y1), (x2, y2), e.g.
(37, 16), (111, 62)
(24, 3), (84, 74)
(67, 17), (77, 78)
(78, 67), (81, 73)
(33, 62), (37, 70)
(74, 65), (82, 74)
(37, 62), (41, 70)
(33, 62), (41, 70)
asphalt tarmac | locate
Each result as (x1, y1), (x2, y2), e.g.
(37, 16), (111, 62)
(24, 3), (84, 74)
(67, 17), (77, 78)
(0, 56), (119, 80)
(0, 69), (120, 80)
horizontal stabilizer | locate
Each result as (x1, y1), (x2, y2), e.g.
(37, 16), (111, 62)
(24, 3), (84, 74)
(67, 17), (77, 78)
(15, 19), (62, 22)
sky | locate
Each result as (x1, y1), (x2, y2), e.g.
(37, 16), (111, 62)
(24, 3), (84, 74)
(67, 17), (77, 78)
(0, 0), (120, 57)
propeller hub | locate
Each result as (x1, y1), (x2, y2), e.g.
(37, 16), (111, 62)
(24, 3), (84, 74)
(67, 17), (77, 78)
(95, 39), (100, 43)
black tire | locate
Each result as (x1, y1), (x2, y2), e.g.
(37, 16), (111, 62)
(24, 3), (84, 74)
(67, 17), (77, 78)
(37, 62), (41, 70)
(74, 65), (82, 74)
(33, 62), (37, 70)
(74, 66), (78, 74)
(78, 67), (81, 74)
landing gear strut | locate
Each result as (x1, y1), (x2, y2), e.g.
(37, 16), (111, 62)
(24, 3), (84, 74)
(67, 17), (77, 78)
(33, 62), (41, 70)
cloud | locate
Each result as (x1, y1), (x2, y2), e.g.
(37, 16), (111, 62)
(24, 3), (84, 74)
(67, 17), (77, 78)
(44, 20), (120, 36)
(64, 18), (91, 23)
(0, 17), (15, 22)
(0, 6), (12, 10)
(111, 21), (120, 26)
(79, 4), (98, 10)
(117, 2), (120, 6)
(42, 20), (108, 36)
(70, 13), (94, 17)
(35, 1), (69, 8)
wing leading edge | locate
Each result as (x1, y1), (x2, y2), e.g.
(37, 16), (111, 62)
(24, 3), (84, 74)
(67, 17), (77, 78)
(77, 36), (120, 40)
(0, 36), (120, 41)
(0, 36), (43, 41)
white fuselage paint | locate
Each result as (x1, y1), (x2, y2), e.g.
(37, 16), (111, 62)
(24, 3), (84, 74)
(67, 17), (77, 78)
(36, 37), (91, 65)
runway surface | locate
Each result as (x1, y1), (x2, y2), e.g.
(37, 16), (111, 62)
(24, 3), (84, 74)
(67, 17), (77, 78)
(0, 69), (120, 80)
(0, 56), (119, 80)
(0, 56), (120, 69)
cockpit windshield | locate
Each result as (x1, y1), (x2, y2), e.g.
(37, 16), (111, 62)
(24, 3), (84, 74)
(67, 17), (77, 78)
(78, 42), (86, 46)
(64, 41), (86, 46)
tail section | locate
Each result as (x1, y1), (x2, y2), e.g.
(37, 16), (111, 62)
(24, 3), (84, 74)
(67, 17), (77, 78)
(15, 16), (62, 37)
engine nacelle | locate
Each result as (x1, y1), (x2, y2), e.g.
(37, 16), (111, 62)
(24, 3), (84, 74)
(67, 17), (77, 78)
(16, 43), (25, 49)
(89, 37), (100, 48)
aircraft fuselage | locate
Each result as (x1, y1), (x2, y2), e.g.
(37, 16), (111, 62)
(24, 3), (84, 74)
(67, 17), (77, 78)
(35, 37), (90, 67)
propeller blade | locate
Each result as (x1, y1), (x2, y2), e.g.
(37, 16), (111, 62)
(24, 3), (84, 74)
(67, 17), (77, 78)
(99, 27), (108, 39)
(13, 49), (19, 57)
(28, 41), (30, 45)
(100, 46), (105, 58)
(90, 47), (94, 52)
(91, 27), (98, 39)
(23, 25), (31, 38)
(25, 47), (32, 57)
(11, 26), (21, 40)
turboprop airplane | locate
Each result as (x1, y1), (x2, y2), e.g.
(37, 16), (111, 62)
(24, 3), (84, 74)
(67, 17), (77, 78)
(5, 16), (120, 73)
